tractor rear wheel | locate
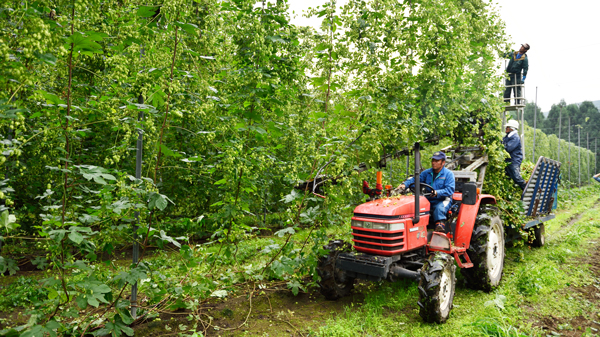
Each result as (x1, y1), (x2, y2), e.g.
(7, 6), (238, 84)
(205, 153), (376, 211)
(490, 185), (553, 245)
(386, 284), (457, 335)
(461, 207), (505, 292)
(417, 252), (456, 323)
(317, 240), (355, 300)
(530, 223), (545, 247)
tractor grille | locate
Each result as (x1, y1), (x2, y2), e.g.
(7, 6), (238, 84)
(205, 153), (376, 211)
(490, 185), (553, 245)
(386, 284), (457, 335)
(352, 237), (404, 245)
(352, 229), (403, 238)
(354, 241), (405, 251)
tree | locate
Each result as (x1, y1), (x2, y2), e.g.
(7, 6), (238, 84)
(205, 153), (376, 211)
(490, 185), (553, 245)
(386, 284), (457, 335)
(524, 101), (544, 128)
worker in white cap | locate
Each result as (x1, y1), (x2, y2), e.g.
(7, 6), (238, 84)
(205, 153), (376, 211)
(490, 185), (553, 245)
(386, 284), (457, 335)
(503, 120), (526, 190)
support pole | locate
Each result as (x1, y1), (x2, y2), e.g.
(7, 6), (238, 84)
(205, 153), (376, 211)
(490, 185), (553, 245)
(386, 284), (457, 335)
(532, 87), (538, 162)
(568, 118), (571, 184)
(131, 45), (145, 320)
(579, 127), (581, 187)
(558, 108), (562, 161)
(413, 142), (420, 224)
(520, 108), (525, 158)
(406, 155), (409, 179)
(587, 133), (590, 181)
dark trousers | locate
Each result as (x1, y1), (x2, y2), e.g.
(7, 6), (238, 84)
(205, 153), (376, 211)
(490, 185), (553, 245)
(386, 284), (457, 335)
(505, 162), (526, 190)
(503, 73), (522, 104)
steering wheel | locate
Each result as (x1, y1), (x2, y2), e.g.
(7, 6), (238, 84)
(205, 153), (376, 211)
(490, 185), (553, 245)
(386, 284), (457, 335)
(408, 182), (435, 197)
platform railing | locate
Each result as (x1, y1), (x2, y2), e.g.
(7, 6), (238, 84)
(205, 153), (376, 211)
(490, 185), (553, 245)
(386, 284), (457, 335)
(504, 73), (526, 110)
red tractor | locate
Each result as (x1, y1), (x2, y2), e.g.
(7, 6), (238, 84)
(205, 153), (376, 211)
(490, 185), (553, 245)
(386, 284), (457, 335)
(316, 143), (505, 323)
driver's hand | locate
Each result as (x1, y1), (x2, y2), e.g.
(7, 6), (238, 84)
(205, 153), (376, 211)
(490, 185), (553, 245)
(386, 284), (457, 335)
(398, 184), (406, 191)
(431, 190), (437, 197)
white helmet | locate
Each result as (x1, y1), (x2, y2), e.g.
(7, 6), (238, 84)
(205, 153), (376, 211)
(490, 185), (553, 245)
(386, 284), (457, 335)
(506, 119), (519, 130)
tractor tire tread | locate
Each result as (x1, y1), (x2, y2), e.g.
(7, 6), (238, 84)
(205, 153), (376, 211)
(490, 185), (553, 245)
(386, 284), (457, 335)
(317, 240), (355, 300)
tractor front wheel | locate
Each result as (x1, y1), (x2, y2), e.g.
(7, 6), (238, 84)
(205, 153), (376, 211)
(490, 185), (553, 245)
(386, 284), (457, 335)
(461, 207), (505, 292)
(317, 240), (355, 300)
(417, 252), (456, 323)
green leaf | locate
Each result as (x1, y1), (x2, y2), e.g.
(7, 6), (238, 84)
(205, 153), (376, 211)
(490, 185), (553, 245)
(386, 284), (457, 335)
(68, 231), (84, 244)
(159, 144), (182, 158)
(48, 288), (59, 300)
(274, 227), (295, 237)
(0, 210), (18, 234)
(75, 295), (88, 309)
(87, 296), (100, 307)
(174, 22), (198, 36)
(210, 290), (228, 298)
(33, 51), (57, 65)
(148, 192), (169, 211)
(137, 5), (159, 17)
(110, 199), (132, 214)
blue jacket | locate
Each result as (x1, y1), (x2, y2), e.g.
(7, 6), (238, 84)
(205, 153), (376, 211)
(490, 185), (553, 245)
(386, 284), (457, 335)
(403, 167), (455, 201)
(594, 177), (600, 183)
(503, 130), (523, 165)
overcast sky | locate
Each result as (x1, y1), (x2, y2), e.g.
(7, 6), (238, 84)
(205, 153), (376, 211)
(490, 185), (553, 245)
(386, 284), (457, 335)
(287, 0), (600, 113)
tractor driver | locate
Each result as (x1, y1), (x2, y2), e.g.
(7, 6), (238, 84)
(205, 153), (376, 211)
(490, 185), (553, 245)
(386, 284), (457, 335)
(396, 151), (455, 233)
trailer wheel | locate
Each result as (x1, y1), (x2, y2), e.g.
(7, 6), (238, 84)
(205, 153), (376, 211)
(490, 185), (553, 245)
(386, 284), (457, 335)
(317, 240), (355, 300)
(531, 223), (545, 247)
(417, 252), (456, 323)
(461, 208), (505, 292)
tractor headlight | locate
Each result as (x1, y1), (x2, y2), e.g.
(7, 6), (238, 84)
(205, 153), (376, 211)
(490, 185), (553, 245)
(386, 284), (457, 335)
(372, 223), (388, 230)
(351, 220), (363, 227)
(389, 223), (405, 231)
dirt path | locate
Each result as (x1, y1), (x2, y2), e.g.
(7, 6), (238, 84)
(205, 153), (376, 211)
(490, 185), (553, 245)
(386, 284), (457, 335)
(533, 242), (600, 336)
(134, 282), (369, 336)
(548, 197), (600, 242)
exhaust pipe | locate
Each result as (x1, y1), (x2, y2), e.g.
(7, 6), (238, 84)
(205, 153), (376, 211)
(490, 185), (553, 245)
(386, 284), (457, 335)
(389, 265), (420, 281)
(414, 142), (420, 224)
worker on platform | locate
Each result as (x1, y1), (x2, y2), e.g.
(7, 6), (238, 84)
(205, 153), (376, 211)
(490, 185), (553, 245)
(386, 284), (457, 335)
(504, 43), (530, 105)
(503, 120), (527, 190)
(397, 151), (455, 233)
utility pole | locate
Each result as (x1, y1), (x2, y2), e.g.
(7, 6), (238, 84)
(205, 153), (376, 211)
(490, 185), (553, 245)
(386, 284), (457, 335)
(596, 138), (597, 175)
(532, 87), (538, 162)
(520, 107), (525, 158)
(568, 118), (571, 183)
(131, 45), (145, 320)
(588, 133), (590, 181)
(558, 108), (562, 161)
(578, 127), (581, 187)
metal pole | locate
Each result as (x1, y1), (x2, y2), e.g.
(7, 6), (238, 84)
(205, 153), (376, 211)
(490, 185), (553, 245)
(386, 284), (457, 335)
(413, 142), (420, 224)
(579, 127), (581, 187)
(558, 108), (561, 161)
(520, 108), (525, 158)
(532, 87), (538, 162)
(568, 118), (571, 183)
(596, 138), (597, 176)
(588, 133), (590, 181)
(131, 45), (145, 320)
(389, 153), (393, 187)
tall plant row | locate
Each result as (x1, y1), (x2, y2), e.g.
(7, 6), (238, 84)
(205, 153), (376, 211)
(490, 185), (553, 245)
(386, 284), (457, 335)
(523, 125), (596, 185)
(0, 0), (511, 334)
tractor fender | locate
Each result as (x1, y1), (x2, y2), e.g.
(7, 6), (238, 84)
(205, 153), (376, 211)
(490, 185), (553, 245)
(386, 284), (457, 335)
(453, 194), (496, 249)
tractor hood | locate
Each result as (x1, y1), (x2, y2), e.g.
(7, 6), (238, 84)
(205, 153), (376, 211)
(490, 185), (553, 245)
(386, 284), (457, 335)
(353, 196), (430, 218)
